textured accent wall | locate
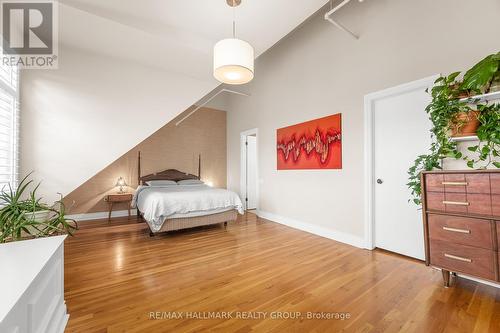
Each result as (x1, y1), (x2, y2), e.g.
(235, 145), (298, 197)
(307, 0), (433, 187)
(63, 107), (226, 214)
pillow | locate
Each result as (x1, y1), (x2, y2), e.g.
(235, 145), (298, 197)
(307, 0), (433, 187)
(177, 179), (204, 185)
(145, 180), (177, 187)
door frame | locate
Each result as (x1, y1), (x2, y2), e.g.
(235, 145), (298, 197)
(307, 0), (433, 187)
(240, 128), (259, 211)
(363, 75), (438, 250)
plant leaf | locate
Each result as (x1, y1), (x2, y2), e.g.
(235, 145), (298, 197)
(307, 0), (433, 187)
(460, 53), (500, 91)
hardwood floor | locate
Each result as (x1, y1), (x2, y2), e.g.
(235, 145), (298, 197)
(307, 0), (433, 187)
(64, 213), (500, 332)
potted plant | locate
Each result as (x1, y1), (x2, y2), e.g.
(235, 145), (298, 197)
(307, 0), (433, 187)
(449, 109), (480, 137)
(408, 52), (500, 205)
(0, 173), (77, 243)
(449, 52), (500, 137)
(426, 73), (476, 139)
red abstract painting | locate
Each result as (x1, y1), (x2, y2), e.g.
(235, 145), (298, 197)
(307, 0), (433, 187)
(277, 114), (342, 170)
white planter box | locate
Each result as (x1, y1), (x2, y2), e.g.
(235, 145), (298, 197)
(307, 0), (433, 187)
(0, 236), (69, 333)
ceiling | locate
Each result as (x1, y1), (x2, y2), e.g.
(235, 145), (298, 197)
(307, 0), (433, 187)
(59, 0), (328, 81)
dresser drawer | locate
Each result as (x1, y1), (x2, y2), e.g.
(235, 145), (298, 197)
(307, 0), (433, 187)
(497, 221), (500, 244)
(429, 240), (496, 281)
(442, 173), (490, 194)
(443, 193), (468, 213)
(443, 173), (467, 193)
(493, 195), (500, 217)
(426, 191), (445, 211)
(465, 174), (491, 194)
(428, 214), (494, 250)
(467, 193), (492, 216)
(425, 174), (444, 192)
(425, 173), (491, 194)
(491, 174), (500, 195)
(107, 194), (133, 202)
(427, 192), (492, 216)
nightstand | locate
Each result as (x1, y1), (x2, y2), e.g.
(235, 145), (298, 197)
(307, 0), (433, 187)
(105, 193), (133, 221)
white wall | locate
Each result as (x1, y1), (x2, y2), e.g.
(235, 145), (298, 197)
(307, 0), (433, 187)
(21, 46), (214, 203)
(226, 0), (500, 240)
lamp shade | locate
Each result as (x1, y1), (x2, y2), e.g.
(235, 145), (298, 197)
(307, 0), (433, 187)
(214, 38), (254, 85)
(115, 177), (127, 187)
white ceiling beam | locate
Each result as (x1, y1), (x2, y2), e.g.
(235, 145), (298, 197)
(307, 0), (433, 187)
(324, 0), (360, 40)
(175, 88), (250, 126)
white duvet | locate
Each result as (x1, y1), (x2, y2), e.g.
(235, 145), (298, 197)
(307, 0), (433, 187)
(132, 185), (244, 232)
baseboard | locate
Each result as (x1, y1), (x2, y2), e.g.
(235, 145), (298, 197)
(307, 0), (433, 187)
(256, 210), (365, 249)
(66, 209), (137, 221)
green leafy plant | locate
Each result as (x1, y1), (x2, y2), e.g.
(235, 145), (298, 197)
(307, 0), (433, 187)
(465, 103), (500, 168)
(407, 53), (500, 205)
(424, 72), (471, 143)
(461, 52), (500, 93)
(407, 73), (468, 204)
(0, 173), (77, 243)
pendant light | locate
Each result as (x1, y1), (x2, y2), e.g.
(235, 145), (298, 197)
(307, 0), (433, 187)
(213, 0), (254, 85)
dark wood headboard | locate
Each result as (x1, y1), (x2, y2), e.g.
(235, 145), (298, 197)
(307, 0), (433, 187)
(137, 151), (201, 185)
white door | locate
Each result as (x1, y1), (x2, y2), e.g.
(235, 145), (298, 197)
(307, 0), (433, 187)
(372, 79), (433, 260)
(246, 136), (257, 210)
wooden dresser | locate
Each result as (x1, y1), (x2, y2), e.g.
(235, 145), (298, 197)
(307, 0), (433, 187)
(421, 170), (500, 286)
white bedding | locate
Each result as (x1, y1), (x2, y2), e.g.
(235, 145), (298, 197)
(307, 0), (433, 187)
(132, 185), (244, 232)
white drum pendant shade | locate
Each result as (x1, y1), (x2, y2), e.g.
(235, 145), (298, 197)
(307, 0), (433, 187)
(214, 38), (254, 85)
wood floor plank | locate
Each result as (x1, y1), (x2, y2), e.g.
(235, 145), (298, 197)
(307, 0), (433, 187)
(64, 213), (500, 332)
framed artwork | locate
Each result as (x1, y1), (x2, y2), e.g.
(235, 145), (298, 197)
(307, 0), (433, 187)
(276, 113), (342, 170)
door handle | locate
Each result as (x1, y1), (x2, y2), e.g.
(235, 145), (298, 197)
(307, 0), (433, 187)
(376, 179), (383, 184)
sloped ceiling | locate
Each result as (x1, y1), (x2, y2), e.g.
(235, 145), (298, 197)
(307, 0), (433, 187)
(60, 0), (329, 80)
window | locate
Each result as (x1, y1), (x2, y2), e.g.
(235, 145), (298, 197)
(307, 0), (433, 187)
(0, 52), (20, 191)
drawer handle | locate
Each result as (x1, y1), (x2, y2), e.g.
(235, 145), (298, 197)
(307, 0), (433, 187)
(442, 226), (471, 234)
(442, 182), (468, 186)
(442, 201), (470, 206)
(444, 253), (472, 263)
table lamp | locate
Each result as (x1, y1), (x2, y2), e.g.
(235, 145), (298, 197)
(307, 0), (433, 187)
(115, 177), (127, 194)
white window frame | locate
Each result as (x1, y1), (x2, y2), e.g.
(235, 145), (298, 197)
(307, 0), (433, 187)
(0, 44), (20, 191)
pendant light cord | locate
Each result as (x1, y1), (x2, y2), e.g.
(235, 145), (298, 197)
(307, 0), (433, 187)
(232, 3), (236, 38)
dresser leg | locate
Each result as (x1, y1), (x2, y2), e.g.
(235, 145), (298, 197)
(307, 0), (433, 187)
(442, 269), (451, 288)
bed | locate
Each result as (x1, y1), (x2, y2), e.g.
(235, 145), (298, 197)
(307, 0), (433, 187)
(133, 152), (244, 236)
